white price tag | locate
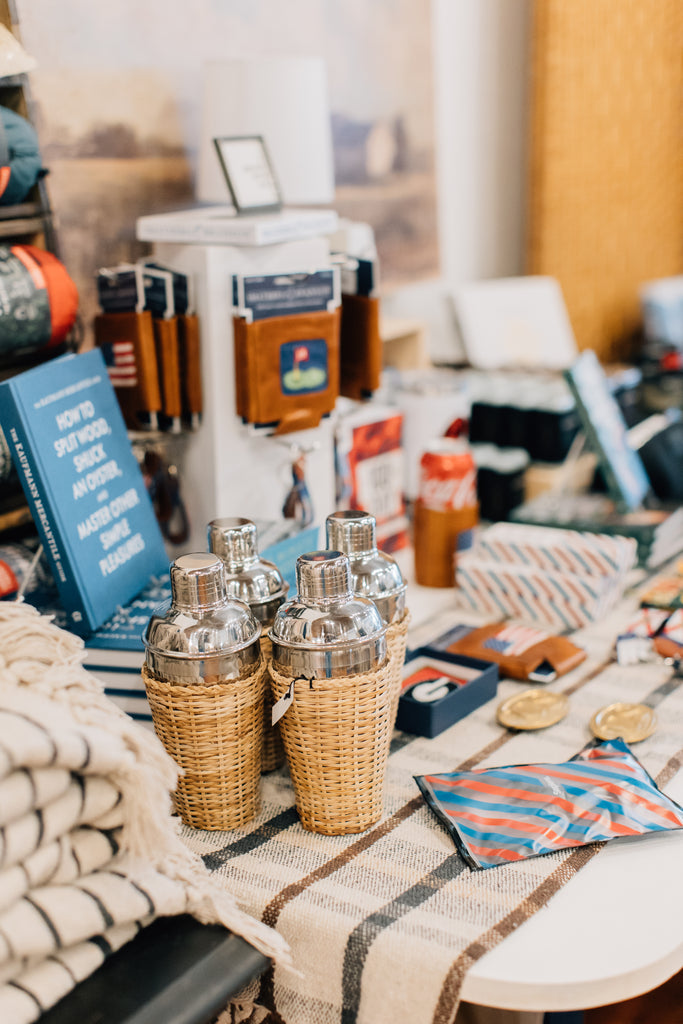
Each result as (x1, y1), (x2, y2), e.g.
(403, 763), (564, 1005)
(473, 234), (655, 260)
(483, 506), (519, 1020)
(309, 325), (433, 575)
(272, 679), (296, 725)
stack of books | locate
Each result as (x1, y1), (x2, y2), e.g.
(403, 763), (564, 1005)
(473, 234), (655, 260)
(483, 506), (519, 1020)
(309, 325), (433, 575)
(81, 575), (171, 730)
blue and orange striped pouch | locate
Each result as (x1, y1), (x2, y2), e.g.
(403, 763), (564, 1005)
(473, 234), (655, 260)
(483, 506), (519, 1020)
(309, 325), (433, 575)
(415, 738), (683, 870)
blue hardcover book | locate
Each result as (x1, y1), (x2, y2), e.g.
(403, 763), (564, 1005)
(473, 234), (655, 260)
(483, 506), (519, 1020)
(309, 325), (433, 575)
(83, 572), (171, 664)
(0, 349), (170, 635)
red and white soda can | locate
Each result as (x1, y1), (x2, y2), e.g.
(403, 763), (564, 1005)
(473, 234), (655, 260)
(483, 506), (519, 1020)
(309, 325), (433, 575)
(418, 439), (477, 512)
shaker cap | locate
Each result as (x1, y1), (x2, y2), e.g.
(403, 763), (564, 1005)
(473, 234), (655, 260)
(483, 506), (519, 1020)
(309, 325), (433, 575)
(143, 552), (260, 659)
(325, 510), (376, 555)
(170, 552), (226, 609)
(271, 550), (385, 651)
(207, 517), (258, 569)
(208, 516), (288, 608)
(296, 550), (352, 603)
(325, 511), (406, 621)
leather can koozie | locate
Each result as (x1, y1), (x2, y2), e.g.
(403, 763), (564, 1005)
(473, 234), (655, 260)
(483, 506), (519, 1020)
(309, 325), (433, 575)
(153, 315), (182, 427)
(233, 308), (340, 434)
(94, 310), (162, 431)
(413, 499), (479, 588)
(177, 313), (203, 425)
(339, 293), (382, 400)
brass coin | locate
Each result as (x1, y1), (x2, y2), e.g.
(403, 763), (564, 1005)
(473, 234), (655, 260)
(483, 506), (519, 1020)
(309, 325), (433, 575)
(497, 688), (569, 731)
(589, 702), (657, 744)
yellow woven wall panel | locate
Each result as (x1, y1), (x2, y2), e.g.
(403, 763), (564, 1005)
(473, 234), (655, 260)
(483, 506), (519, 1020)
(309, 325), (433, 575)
(528, 0), (683, 360)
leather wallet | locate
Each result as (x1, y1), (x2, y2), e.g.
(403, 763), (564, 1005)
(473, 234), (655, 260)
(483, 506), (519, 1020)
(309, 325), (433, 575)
(447, 622), (586, 682)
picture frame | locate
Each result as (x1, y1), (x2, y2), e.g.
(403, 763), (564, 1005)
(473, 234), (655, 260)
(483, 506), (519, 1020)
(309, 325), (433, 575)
(563, 349), (652, 513)
(212, 134), (283, 215)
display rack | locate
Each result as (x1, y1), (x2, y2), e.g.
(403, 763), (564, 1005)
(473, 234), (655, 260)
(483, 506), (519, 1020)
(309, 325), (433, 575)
(0, 1), (67, 542)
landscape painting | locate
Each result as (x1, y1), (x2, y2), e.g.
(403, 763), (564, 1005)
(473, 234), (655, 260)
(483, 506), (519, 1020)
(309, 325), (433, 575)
(17, 0), (439, 339)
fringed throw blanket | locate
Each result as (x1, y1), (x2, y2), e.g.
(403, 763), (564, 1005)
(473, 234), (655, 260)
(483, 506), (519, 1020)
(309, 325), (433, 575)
(0, 603), (290, 1024)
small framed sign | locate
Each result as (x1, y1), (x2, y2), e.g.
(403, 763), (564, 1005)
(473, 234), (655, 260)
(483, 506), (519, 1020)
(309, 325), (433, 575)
(213, 134), (282, 215)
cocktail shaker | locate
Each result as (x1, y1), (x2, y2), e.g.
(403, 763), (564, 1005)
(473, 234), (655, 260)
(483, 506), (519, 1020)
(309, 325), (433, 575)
(269, 551), (392, 835)
(325, 510), (406, 626)
(326, 510), (409, 721)
(144, 552), (261, 682)
(270, 550), (387, 679)
(208, 517), (288, 771)
(142, 552), (264, 829)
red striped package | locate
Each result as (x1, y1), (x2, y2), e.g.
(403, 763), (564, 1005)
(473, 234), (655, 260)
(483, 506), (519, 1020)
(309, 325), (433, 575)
(416, 737), (683, 870)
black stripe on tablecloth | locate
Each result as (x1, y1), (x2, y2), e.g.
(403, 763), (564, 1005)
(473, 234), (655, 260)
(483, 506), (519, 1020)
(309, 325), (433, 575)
(201, 807), (301, 869)
(256, 656), (614, 1013)
(643, 672), (683, 708)
(340, 853), (466, 1024)
(287, 664), (683, 1022)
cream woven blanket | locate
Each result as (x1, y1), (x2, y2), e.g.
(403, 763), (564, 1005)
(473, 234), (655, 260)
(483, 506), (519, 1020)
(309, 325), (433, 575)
(0, 603), (290, 1024)
(185, 596), (683, 1024)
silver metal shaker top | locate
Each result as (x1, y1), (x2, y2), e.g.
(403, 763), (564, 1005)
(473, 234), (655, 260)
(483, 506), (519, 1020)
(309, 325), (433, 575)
(269, 550), (387, 679)
(325, 510), (406, 625)
(143, 553), (261, 682)
(208, 517), (288, 626)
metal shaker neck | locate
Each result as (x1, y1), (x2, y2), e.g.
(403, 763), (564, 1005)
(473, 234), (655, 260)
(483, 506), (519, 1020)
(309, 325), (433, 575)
(208, 516), (288, 622)
(207, 517), (258, 572)
(325, 511), (407, 625)
(170, 552), (227, 610)
(326, 511), (376, 556)
(296, 550), (352, 604)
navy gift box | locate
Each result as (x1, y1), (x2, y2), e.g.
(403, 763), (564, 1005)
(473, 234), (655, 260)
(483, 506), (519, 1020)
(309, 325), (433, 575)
(396, 647), (499, 738)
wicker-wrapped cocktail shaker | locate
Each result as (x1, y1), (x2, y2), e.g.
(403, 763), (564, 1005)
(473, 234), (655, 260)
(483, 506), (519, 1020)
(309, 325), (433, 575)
(269, 550), (391, 835)
(326, 510), (409, 724)
(208, 517), (288, 771)
(142, 552), (263, 830)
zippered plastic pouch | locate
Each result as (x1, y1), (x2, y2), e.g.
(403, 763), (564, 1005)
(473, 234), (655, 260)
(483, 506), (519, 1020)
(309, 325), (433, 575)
(415, 737), (683, 870)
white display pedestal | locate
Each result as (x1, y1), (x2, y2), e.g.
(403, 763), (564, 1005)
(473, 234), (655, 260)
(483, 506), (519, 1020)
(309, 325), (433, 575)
(148, 234), (337, 553)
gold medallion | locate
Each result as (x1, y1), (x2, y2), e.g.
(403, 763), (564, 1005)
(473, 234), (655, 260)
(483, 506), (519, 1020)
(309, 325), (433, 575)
(589, 702), (657, 743)
(497, 688), (569, 731)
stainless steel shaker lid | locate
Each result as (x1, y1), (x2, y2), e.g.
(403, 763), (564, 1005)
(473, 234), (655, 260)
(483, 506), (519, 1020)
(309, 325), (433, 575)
(208, 516), (288, 607)
(325, 510), (406, 606)
(143, 552), (260, 659)
(270, 550), (386, 651)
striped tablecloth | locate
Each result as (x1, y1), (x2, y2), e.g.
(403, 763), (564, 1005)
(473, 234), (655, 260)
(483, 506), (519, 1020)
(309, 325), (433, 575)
(182, 585), (683, 1024)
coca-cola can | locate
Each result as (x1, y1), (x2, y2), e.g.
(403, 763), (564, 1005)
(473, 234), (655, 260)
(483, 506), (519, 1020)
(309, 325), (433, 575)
(418, 439), (477, 511)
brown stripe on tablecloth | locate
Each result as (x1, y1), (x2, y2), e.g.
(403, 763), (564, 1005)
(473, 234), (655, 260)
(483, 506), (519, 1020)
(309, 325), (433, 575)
(656, 747), (683, 788)
(430, 721), (683, 1024)
(340, 853), (467, 1024)
(261, 795), (425, 930)
(432, 843), (604, 1024)
(257, 654), (616, 1016)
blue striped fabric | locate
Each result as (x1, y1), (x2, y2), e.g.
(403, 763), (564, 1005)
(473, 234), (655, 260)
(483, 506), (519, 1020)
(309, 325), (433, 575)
(415, 738), (683, 870)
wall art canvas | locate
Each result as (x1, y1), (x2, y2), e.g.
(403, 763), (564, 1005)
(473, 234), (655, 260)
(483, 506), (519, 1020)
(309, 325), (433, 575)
(17, 0), (439, 338)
